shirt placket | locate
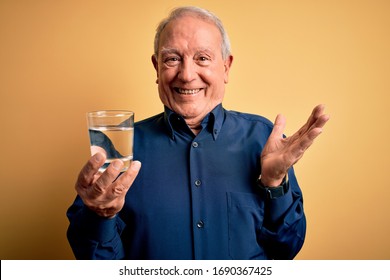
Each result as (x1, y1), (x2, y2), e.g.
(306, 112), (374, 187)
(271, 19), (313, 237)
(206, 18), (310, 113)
(189, 136), (206, 259)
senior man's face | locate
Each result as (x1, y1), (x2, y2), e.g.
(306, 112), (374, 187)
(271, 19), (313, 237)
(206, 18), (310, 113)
(152, 15), (233, 128)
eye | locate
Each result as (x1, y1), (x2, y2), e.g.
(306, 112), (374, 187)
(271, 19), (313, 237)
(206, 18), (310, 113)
(164, 56), (181, 66)
(195, 55), (211, 65)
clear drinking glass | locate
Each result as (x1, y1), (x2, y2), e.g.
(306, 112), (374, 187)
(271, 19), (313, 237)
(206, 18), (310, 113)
(87, 110), (134, 172)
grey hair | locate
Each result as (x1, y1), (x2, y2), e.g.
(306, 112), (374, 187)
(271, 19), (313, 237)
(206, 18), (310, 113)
(153, 6), (232, 60)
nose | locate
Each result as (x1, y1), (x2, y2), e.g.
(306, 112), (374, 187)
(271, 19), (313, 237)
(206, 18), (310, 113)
(177, 60), (196, 82)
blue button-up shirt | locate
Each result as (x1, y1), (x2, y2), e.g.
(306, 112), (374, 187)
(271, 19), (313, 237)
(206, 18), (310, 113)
(67, 104), (306, 259)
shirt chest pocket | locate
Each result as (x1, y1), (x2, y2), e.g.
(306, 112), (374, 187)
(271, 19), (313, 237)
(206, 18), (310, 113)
(226, 192), (266, 259)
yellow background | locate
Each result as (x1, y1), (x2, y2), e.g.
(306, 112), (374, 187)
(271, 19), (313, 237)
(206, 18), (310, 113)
(1, 0), (389, 259)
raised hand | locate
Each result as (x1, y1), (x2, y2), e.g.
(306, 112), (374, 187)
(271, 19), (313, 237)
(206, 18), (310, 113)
(260, 104), (330, 187)
(75, 152), (141, 218)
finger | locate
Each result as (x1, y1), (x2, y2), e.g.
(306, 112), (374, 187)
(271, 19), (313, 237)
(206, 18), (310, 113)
(269, 114), (286, 139)
(89, 159), (124, 198)
(296, 105), (320, 134)
(76, 152), (106, 189)
(293, 104), (327, 139)
(310, 111), (330, 130)
(290, 118), (328, 160)
(307, 112), (330, 141)
(302, 107), (329, 141)
(90, 145), (107, 157)
(309, 104), (329, 128)
(312, 103), (325, 116)
(109, 160), (142, 199)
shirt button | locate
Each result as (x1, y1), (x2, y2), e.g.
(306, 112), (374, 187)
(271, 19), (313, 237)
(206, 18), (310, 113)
(192, 141), (199, 148)
(194, 179), (202, 187)
(197, 220), (204, 228)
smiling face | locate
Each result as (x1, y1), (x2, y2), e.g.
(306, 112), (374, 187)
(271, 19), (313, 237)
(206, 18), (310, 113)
(152, 15), (233, 131)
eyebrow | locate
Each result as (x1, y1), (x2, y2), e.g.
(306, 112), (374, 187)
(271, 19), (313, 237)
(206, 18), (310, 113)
(159, 48), (180, 56)
(159, 47), (214, 56)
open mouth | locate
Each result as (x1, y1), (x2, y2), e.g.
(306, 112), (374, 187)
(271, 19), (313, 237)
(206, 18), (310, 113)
(174, 88), (202, 95)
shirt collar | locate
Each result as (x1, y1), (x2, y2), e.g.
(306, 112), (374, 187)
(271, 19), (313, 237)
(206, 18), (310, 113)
(163, 104), (225, 141)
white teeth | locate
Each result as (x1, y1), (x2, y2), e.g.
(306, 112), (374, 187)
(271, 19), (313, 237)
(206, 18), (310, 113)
(178, 88), (200, 95)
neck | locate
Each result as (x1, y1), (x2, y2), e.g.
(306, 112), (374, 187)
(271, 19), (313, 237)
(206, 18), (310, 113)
(185, 119), (202, 135)
(188, 124), (202, 135)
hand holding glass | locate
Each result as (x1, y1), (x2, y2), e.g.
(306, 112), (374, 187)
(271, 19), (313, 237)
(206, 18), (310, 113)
(87, 110), (134, 172)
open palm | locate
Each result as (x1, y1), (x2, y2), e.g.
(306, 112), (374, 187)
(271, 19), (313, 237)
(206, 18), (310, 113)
(260, 104), (330, 187)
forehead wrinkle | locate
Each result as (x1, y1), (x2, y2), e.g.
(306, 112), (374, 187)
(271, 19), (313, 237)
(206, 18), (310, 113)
(158, 17), (222, 58)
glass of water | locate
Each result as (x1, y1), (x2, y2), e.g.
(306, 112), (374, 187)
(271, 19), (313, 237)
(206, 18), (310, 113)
(87, 110), (134, 172)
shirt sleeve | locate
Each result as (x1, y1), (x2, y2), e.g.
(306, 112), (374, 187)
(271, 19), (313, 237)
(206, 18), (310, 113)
(66, 195), (126, 259)
(259, 167), (306, 259)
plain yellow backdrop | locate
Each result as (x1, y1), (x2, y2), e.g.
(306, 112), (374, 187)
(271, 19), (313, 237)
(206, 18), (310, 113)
(0, 0), (389, 259)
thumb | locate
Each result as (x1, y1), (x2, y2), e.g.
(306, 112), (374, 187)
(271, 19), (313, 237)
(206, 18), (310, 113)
(269, 114), (286, 139)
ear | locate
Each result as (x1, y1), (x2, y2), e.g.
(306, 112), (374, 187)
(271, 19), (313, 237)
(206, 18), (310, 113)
(223, 55), (234, 84)
(151, 54), (158, 71)
(151, 54), (159, 83)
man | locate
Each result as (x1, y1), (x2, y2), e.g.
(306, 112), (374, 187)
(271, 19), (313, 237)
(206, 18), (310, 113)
(67, 6), (329, 260)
